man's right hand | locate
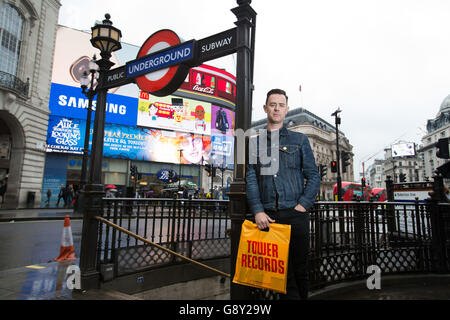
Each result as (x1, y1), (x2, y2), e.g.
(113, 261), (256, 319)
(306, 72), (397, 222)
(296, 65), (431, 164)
(254, 212), (275, 230)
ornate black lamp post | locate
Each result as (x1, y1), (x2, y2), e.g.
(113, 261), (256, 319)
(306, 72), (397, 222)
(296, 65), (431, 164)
(79, 56), (99, 189)
(79, 14), (122, 290)
(331, 108), (343, 201)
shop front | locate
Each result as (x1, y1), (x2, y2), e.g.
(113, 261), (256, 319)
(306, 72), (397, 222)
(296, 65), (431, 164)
(41, 151), (204, 207)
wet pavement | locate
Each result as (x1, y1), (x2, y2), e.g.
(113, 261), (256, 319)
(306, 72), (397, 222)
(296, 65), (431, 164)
(0, 259), (140, 300)
(0, 208), (139, 300)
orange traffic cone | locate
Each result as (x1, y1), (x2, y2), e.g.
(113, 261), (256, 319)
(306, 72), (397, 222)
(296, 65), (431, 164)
(55, 215), (76, 261)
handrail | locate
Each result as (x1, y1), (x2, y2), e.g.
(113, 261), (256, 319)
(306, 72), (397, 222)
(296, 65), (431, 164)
(94, 215), (231, 279)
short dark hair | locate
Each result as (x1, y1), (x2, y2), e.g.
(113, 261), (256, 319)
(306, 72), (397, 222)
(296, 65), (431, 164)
(266, 88), (288, 105)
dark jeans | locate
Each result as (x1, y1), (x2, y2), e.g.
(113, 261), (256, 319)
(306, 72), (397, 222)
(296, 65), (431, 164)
(266, 207), (310, 300)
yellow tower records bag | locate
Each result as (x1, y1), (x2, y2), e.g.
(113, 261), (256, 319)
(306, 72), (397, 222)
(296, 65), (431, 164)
(233, 220), (291, 294)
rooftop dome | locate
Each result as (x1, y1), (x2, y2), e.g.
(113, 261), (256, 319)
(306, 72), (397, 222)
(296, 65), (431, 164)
(439, 94), (450, 115)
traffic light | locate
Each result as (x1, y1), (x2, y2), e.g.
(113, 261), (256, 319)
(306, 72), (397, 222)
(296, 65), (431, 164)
(205, 164), (212, 177)
(211, 166), (217, 178)
(341, 151), (351, 173)
(436, 138), (450, 159)
(319, 164), (327, 180)
(399, 173), (406, 182)
(130, 165), (136, 179)
(436, 162), (450, 178)
(361, 178), (366, 189)
(330, 160), (338, 173)
(168, 169), (174, 183)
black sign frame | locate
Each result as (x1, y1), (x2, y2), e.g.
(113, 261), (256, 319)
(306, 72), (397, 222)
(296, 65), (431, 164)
(100, 28), (238, 91)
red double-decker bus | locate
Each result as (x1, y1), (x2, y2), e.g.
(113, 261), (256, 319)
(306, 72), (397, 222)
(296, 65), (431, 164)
(369, 188), (387, 202)
(333, 182), (372, 201)
(333, 182), (387, 202)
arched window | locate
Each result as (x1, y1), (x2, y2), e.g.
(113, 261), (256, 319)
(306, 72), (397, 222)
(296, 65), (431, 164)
(0, 4), (24, 75)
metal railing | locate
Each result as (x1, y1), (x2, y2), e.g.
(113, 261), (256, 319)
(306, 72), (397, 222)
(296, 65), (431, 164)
(309, 201), (441, 289)
(0, 70), (29, 97)
(252, 200), (450, 299)
(97, 198), (231, 277)
(94, 197), (450, 297)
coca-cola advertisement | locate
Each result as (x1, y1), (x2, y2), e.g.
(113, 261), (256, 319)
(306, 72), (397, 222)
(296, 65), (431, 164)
(179, 64), (236, 104)
(137, 92), (211, 135)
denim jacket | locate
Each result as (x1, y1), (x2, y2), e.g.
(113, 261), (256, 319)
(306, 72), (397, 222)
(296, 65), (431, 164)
(245, 126), (320, 214)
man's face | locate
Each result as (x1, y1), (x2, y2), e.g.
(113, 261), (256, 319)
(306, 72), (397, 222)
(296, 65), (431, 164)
(264, 93), (289, 125)
(195, 107), (205, 120)
(181, 135), (204, 164)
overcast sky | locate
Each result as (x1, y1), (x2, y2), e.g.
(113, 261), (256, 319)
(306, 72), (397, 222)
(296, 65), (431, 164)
(58, 0), (450, 179)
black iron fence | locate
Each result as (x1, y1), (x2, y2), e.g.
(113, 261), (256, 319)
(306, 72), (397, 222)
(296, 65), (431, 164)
(97, 198), (230, 277)
(309, 201), (447, 288)
(95, 197), (450, 297)
(253, 199), (450, 299)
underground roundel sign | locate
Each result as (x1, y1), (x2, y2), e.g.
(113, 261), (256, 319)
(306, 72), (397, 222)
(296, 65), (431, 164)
(131, 29), (193, 97)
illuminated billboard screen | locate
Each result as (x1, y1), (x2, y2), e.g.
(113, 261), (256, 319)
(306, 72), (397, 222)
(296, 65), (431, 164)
(46, 116), (234, 167)
(392, 143), (416, 158)
(211, 105), (235, 136)
(47, 26), (236, 168)
(137, 91), (212, 135)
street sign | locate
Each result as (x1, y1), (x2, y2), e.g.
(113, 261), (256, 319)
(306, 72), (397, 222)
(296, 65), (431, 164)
(104, 65), (128, 89)
(127, 40), (194, 78)
(98, 28), (239, 95)
(197, 28), (237, 63)
(130, 30), (194, 97)
(157, 168), (177, 183)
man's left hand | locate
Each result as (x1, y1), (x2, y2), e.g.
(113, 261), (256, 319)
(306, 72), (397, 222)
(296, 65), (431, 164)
(294, 204), (307, 213)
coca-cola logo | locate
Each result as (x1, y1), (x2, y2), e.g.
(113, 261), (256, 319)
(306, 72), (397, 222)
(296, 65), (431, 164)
(192, 85), (215, 95)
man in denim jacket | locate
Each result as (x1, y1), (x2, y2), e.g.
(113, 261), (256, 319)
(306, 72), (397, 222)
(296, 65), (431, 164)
(246, 88), (320, 299)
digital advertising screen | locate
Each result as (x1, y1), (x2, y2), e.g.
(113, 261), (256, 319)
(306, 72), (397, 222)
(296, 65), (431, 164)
(211, 105), (235, 136)
(46, 116), (86, 154)
(392, 143), (416, 158)
(46, 116), (237, 166)
(137, 91), (212, 135)
(46, 26), (236, 169)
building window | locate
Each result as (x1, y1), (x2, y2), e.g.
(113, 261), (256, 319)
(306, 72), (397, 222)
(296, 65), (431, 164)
(0, 4), (24, 75)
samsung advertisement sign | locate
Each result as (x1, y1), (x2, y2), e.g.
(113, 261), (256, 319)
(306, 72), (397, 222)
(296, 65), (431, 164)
(49, 83), (138, 126)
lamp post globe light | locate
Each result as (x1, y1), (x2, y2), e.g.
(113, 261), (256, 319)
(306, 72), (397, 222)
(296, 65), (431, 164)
(79, 14), (121, 290)
(90, 13), (122, 61)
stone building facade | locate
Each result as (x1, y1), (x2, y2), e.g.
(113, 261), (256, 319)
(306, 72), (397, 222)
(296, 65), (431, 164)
(252, 107), (354, 201)
(0, 0), (61, 208)
(366, 159), (386, 189)
(420, 94), (450, 186)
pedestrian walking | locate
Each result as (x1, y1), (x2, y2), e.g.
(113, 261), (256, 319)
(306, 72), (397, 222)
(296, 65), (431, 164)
(0, 179), (7, 205)
(213, 186), (220, 212)
(182, 186), (189, 199)
(46, 189), (52, 207)
(56, 184), (66, 208)
(245, 88), (320, 300)
(65, 185), (74, 208)
(194, 187), (199, 199)
(199, 188), (205, 199)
